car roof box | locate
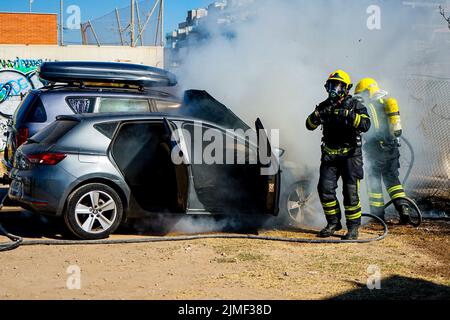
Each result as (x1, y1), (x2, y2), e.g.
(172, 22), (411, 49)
(38, 61), (177, 88)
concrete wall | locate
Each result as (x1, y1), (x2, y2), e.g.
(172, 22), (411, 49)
(0, 45), (164, 67)
(0, 13), (58, 45)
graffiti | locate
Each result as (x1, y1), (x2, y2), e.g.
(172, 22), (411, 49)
(0, 57), (50, 117)
(0, 58), (44, 73)
(0, 57), (51, 152)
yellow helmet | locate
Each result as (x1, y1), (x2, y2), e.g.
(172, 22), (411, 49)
(355, 78), (380, 98)
(327, 69), (352, 87)
(325, 69), (353, 99)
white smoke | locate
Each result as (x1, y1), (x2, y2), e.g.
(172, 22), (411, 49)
(169, 0), (449, 228)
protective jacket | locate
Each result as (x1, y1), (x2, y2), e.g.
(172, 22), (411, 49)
(306, 95), (371, 227)
(363, 96), (408, 217)
(306, 95), (371, 151)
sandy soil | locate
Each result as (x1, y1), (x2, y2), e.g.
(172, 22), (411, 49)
(0, 206), (449, 300)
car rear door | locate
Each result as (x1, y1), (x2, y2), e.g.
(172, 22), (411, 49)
(110, 119), (189, 214)
(255, 118), (281, 216)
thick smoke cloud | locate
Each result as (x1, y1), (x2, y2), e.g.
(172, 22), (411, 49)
(171, 0), (449, 228)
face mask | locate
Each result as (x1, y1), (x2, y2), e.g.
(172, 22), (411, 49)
(325, 80), (346, 100)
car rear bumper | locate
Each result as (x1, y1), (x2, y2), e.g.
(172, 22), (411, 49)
(8, 165), (77, 215)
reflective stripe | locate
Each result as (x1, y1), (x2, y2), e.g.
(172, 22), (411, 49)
(360, 114), (370, 119)
(346, 211), (362, 220)
(307, 117), (318, 129)
(369, 192), (383, 199)
(353, 114), (361, 128)
(323, 146), (351, 155)
(368, 103), (379, 129)
(370, 201), (385, 207)
(322, 200), (337, 208)
(345, 202), (361, 211)
(387, 111), (400, 117)
(391, 192), (406, 200)
(388, 185), (403, 194)
(324, 208), (340, 215)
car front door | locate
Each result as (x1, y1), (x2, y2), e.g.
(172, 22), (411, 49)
(255, 118), (281, 216)
(181, 120), (280, 215)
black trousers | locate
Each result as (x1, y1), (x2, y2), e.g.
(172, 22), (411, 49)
(318, 148), (363, 227)
(365, 144), (407, 217)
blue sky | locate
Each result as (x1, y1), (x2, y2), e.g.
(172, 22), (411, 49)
(0, 0), (212, 34)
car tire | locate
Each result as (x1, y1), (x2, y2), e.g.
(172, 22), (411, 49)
(64, 183), (123, 240)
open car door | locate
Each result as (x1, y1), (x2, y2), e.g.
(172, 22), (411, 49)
(256, 118), (281, 216)
(163, 118), (189, 213)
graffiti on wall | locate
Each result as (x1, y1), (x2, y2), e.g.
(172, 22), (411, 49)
(0, 58), (51, 117)
(0, 58), (51, 151)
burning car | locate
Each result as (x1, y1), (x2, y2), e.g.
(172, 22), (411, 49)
(9, 113), (281, 239)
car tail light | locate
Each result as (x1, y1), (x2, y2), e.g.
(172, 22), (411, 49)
(27, 153), (67, 165)
(16, 127), (29, 147)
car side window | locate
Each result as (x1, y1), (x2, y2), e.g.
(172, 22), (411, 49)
(66, 97), (96, 114)
(25, 97), (47, 123)
(97, 98), (150, 113)
(154, 100), (182, 112)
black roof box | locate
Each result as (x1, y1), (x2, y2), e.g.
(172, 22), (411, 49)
(38, 61), (177, 88)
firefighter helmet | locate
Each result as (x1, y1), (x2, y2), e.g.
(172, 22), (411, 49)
(325, 69), (353, 99)
(355, 78), (380, 98)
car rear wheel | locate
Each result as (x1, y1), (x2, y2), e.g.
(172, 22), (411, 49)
(64, 183), (123, 240)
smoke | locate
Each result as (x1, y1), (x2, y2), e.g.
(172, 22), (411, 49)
(168, 0), (449, 230)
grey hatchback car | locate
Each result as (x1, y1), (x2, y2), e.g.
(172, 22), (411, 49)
(9, 113), (281, 239)
(2, 61), (179, 176)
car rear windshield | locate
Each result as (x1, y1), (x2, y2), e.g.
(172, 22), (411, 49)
(13, 92), (37, 126)
(30, 120), (79, 145)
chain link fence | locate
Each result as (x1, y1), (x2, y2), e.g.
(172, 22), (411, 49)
(403, 76), (450, 206)
(81, 0), (163, 46)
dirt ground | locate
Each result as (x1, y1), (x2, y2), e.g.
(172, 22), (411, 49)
(0, 205), (449, 300)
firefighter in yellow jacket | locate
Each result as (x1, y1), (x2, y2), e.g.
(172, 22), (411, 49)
(306, 70), (371, 240)
(355, 78), (411, 224)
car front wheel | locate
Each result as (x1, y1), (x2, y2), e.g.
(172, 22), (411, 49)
(282, 181), (317, 227)
(64, 183), (123, 240)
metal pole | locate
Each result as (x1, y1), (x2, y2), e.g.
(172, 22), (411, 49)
(60, 0), (64, 46)
(133, 0), (159, 47)
(29, 0), (32, 12)
(115, 8), (125, 46)
(89, 20), (101, 46)
(131, 0), (135, 47)
(161, 0), (164, 47)
(155, 1), (162, 46)
(135, 0), (144, 46)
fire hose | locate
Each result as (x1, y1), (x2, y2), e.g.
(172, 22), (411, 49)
(0, 213), (388, 252)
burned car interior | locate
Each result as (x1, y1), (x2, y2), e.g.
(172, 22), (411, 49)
(111, 121), (182, 213)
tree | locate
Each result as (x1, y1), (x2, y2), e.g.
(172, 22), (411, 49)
(439, 5), (450, 29)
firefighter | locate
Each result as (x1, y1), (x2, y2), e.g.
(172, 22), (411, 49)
(306, 70), (371, 240)
(355, 78), (411, 224)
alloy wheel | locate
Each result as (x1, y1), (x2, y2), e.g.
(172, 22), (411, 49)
(74, 191), (117, 234)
